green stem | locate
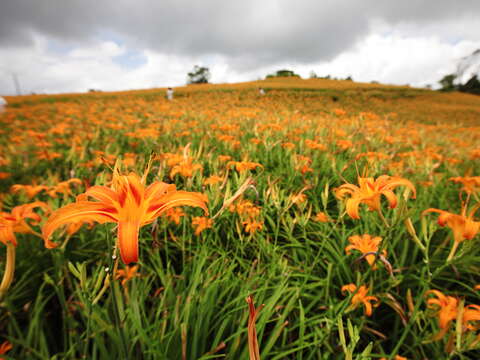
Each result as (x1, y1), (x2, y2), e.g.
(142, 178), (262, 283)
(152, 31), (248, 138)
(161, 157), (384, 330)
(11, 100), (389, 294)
(0, 242), (16, 301)
(446, 241), (460, 263)
(377, 210), (390, 228)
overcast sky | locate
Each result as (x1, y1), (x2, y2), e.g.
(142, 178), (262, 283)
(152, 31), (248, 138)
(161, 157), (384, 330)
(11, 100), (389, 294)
(1, 0), (480, 95)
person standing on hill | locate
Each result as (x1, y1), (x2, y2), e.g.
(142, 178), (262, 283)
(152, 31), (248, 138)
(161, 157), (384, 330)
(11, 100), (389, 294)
(166, 87), (174, 101)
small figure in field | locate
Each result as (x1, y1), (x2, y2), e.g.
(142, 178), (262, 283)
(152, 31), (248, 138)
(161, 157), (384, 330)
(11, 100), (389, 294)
(166, 87), (174, 101)
(259, 87), (265, 96)
(0, 96), (6, 113)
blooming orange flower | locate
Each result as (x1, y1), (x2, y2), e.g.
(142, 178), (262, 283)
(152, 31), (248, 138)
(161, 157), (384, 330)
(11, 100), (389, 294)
(449, 176), (480, 194)
(229, 199), (261, 218)
(115, 265), (140, 287)
(43, 170), (208, 264)
(218, 155), (232, 162)
(345, 234), (386, 268)
(242, 219), (263, 234)
(341, 284), (379, 316)
(313, 212), (330, 222)
(0, 202), (48, 246)
(227, 161), (263, 173)
(305, 139), (327, 151)
(380, 356), (407, 360)
(335, 175), (416, 219)
(47, 178), (83, 198)
(463, 304), (480, 332)
(169, 159), (203, 179)
(423, 204), (480, 261)
(11, 184), (49, 199)
(203, 175), (223, 186)
(425, 290), (459, 340)
(191, 216), (213, 235)
(0, 341), (12, 359)
(166, 208), (185, 225)
(0, 202), (48, 299)
(281, 142), (295, 150)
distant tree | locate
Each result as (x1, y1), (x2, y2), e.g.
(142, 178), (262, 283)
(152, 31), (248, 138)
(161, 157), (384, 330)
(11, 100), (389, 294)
(459, 74), (480, 95)
(266, 69), (301, 79)
(345, 76), (353, 81)
(187, 65), (211, 84)
(309, 71), (318, 79)
(438, 74), (457, 91)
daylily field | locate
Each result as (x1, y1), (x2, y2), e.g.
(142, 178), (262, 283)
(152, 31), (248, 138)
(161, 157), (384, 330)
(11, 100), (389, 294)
(1, 78), (480, 359)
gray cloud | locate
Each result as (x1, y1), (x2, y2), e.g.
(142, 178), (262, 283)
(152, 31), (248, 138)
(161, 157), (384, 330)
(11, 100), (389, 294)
(2, 0), (479, 67)
(1, 1), (480, 94)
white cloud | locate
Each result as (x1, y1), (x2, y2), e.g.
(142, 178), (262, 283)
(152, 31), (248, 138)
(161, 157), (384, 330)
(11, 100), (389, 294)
(300, 33), (480, 88)
(1, 30), (479, 95)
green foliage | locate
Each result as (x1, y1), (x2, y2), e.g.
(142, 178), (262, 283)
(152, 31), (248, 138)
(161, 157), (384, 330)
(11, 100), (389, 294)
(187, 65), (211, 84)
(266, 69), (301, 79)
(439, 74), (457, 92)
(459, 75), (480, 95)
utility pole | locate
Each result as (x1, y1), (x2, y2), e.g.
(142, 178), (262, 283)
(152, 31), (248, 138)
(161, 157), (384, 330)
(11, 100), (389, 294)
(12, 73), (21, 95)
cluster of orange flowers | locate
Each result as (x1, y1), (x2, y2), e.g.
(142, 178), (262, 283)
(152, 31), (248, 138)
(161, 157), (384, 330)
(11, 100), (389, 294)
(426, 290), (480, 350)
(229, 198), (263, 234)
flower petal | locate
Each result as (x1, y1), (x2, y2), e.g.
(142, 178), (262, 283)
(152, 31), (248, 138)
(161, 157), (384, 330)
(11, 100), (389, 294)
(145, 191), (208, 223)
(43, 201), (118, 248)
(84, 186), (119, 206)
(118, 221), (140, 264)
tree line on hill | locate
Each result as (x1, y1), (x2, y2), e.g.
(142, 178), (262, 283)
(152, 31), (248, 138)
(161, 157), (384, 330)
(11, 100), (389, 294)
(186, 53), (480, 96)
(438, 73), (480, 95)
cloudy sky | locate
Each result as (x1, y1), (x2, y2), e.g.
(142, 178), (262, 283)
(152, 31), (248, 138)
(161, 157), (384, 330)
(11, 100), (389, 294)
(1, 0), (480, 95)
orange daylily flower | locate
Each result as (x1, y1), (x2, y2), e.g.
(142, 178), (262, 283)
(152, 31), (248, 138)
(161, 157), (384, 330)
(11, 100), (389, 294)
(191, 216), (213, 235)
(203, 175), (223, 186)
(281, 142), (295, 150)
(341, 284), (379, 316)
(217, 155), (232, 162)
(422, 204), (480, 261)
(227, 161), (263, 173)
(425, 290), (459, 340)
(242, 219), (263, 234)
(115, 265), (140, 287)
(335, 175), (416, 219)
(313, 212), (330, 222)
(0, 341), (12, 359)
(229, 199), (261, 218)
(47, 178), (83, 198)
(166, 208), (185, 225)
(43, 170), (208, 264)
(345, 234), (386, 268)
(449, 176), (480, 194)
(11, 184), (49, 199)
(0, 202), (48, 299)
(169, 159), (203, 179)
(0, 202), (49, 246)
(463, 304), (480, 332)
